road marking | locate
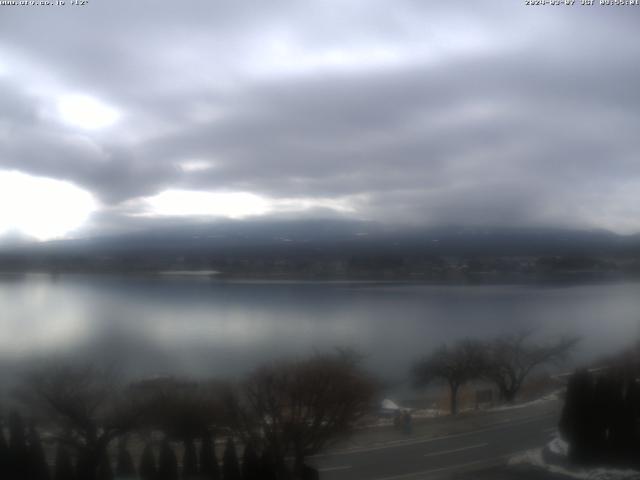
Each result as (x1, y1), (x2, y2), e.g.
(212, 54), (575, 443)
(314, 413), (555, 457)
(373, 455), (507, 480)
(318, 465), (352, 472)
(424, 442), (488, 457)
(543, 427), (556, 433)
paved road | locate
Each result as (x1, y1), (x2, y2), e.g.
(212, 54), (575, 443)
(312, 403), (560, 480)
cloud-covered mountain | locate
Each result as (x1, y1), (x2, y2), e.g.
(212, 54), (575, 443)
(2, 220), (639, 277)
(0, 230), (38, 247)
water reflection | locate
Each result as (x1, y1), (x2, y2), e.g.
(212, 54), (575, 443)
(0, 274), (639, 382)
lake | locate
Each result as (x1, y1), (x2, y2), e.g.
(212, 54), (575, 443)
(1, 274), (638, 384)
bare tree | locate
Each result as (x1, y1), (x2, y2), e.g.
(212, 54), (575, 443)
(53, 444), (75, 480)
(130, 375), (229, 480)
(222, 438), (241, 480)
(130, 376), (229, 442)
(483, 332), (579, 403)
(199, 431), (220, 479)
(412, 340), (485, 415)
(115, 438), (136, 478)
(138, 443), (157, 480)
(0, 427), (8, 476)
(231, 351), (377, 479)
(20, 365), (143, 480)
(7, 411), (29, 479)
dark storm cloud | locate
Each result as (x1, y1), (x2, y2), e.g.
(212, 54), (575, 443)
(1, 0), (640, 235)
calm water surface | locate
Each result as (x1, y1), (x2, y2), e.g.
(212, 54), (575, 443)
(1, 274), (639, 382)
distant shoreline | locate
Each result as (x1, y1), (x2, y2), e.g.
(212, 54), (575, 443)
(0, 268), (637, 286)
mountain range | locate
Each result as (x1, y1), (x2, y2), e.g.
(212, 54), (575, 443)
(2, 220), (640, 277)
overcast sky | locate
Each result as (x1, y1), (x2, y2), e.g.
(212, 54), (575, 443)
(1, 0), (640, 240)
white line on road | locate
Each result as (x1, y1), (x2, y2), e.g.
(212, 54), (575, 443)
(318, 465), (352, 472)
(424, 442), (488, 457)
(314, 413), (555, 457)
(373, 455), (507, 480)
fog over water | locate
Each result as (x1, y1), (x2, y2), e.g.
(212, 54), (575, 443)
(1, 275), (638, 384)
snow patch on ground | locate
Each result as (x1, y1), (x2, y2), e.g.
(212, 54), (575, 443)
(509, 436), (640, 480)
(370, 408), (443, 427)
(490, 390), (561, 412)
(410, 408), (444, 419)
(549, 436), (569, 456)
(381, 398), (400, 411)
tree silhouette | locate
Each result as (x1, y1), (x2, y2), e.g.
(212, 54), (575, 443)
(157, 440), (179, 480)
(241, 441), (260, 480)
(96, 449), (113, 480)
(8, 411), (29, 479)
(560, 369), (603, 464)
(76, 448), (97, 480)
(413, 340), (485, 415)
(258, 450), (278, 480)
(232, 351), (377, 477)
(132, 377), (228, 444)
(139, 443), (157, 480)
(560, 363), (640, 468)
(299, 464), (320, 480)
(53, 444), (75, 480)
(483, 332), (578, 402)
(182, 438), (198, 479)
(116, 439), (137, 478)
(0, 425), (9, 478)
(199, 432), (220, 480)
(27, 424), (50, 480)
(222, 438), (241, 480)
(22, 365), (144, 480)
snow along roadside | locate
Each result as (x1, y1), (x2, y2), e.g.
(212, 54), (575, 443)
(509, 436), (640, 480)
